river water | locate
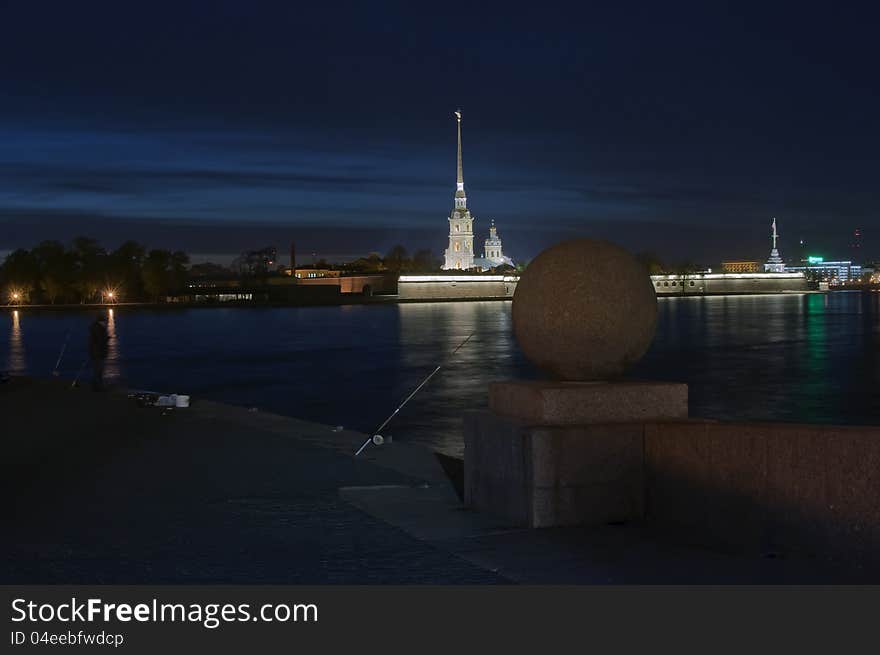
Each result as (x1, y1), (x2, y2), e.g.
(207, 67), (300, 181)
(3, 293), (880, 456)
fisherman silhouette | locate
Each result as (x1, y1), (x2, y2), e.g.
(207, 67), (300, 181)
(88, 314), (109, 391)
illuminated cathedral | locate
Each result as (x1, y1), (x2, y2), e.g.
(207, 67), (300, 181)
(442, 111), (513, 271)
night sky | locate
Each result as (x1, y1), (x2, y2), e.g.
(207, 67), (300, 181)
(1, 1), (878, 265)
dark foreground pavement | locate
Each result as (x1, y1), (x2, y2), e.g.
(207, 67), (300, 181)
(1, 377), (501, 583)
(2, 377), (873, 583)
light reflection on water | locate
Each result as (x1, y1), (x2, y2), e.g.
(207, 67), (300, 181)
(105, 309), (120, 383)
(6, 310), (25, 374)
(3, 293), (880, 456)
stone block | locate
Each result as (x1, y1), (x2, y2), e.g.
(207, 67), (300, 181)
(643, 421), (714, 531)
(530, 483), (640, 528)
(528, 424), (644, 487)
(489, 380), (687, 425)
(463, 411), (530, 524)
(464, 409), (646, 528)
(644, 420), (880, 565)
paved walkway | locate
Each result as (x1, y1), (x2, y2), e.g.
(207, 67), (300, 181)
(2, 377), (873, 583)
(1, 378), (501, 583)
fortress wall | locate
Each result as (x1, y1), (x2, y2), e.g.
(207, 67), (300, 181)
(398, 278), (517, 300)
(653, 275), (810, 295)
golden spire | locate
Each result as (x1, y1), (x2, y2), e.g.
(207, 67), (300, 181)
(455, 109), (464, 194)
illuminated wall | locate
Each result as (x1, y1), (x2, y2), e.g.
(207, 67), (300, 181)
(398, 275), (517, 300)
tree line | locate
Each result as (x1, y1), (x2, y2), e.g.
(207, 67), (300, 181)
(1, 238), (189, 304)
(1, 238), (522, 305)
(342, 246), (440, 274)
(635, 251), (704, 275)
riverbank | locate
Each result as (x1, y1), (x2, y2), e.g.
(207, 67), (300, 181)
(0, 296), (400, 312)
(0, 294), (517, 312)
(1, 294), (517, 312)
(11, 287), (878, 313)
(2, 376), (873, 583)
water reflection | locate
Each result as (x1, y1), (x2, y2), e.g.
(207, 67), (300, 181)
(794, 293), (830, 422)
(4, 294), (880, 455)
(395, 302), (529, 455)
(7, 310), (26, 374)
(105, 309), (121, 382)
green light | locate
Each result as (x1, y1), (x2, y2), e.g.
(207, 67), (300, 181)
(807, 256), (824, 264)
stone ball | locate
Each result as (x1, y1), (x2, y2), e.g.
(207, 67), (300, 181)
(512, 239), (657, 381)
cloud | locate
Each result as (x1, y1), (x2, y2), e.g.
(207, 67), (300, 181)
(0, 120), (873, 264)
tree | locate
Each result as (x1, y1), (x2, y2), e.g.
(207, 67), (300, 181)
(108, 240), (147, 300)
(190, 262), (231, 278)
(142, 250), (172, 302)
(344, 253), (385, 273)
(0, 249), (39, 303)
(636, 251), (665, 275)
(72, 236), (107, 303)
(412, 249), (437, 272)
(141, 249), (189, 301)
(33, 240), (76, 304)
(384, 245), (410, 273)
(169, 251), (190, 293)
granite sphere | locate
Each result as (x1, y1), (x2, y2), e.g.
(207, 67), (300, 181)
(512, 239), (657, 380)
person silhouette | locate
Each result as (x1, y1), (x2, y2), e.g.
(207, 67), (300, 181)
(88, 314), (109, 391)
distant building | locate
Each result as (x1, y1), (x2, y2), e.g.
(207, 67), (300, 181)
(764, 218), (786, 272)
(292, 268), (340, 279)
(786, 258), (862, 284)
(721, 260), (760, 273)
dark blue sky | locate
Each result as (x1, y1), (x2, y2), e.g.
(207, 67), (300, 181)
(1, 1), (878, 264)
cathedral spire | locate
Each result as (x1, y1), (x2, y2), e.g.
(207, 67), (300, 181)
(444, 109), (474, 270)
(454, 110), (465, 201)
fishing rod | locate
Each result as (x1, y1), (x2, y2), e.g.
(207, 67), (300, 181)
(52, 330), (71, 377)
(353, 331), (475, 457)
(71, 359), (88, 389)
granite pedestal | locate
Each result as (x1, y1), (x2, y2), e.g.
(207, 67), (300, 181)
(464, 380), (688, 528)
